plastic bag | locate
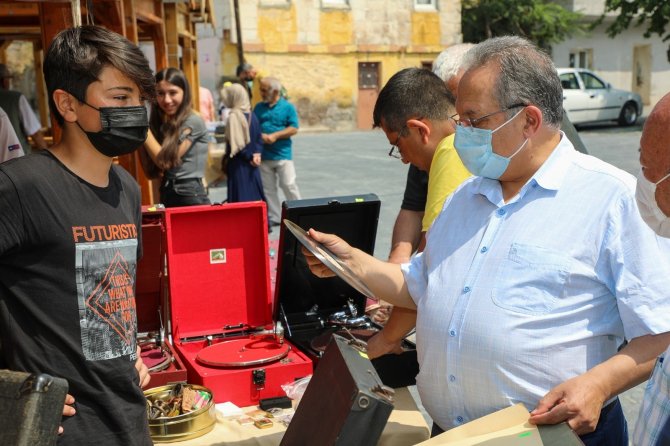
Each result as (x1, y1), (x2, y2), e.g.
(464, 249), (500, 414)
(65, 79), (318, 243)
(281, 375), (312, 407)
(204, 141), (227, 187)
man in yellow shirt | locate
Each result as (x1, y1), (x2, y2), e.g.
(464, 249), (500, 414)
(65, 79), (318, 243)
(368, 67), (470, 351)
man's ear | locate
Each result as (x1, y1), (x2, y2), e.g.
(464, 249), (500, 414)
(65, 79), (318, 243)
(52, 89), (79, 123)
(407, 118), (431, 144)
(522, 105), (543, 137)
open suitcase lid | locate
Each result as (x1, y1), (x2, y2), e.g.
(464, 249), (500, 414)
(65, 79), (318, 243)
(136, 206), (167, 333)
(274, 194), (380, 329)
(164, 202), (272, 340)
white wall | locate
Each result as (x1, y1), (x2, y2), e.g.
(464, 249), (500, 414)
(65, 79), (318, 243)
(552, 23), (670, 110)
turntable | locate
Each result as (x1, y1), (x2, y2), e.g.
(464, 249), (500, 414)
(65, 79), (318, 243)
(275, 195), (419, 388)
(135, 206), (187, 386)
(164, 202), (312, 407)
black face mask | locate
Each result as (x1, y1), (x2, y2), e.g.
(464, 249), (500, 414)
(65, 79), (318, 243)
(76, 102), (149, 157)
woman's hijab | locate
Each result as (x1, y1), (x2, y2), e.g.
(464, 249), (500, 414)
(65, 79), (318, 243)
(220, 83), (251, 158)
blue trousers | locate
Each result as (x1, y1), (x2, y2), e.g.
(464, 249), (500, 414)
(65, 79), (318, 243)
(655, 415), (670, 446)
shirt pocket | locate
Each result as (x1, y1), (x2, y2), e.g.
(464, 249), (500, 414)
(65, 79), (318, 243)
(491, 243), (572, 315)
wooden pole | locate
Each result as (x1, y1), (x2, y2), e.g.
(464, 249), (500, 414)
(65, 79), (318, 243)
(233, 0), (243, 66)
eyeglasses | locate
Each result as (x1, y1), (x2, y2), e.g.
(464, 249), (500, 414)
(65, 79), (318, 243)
(450, 103), (526, 128)
(388, 132), (402, 159)
(388, 123), (413, 159)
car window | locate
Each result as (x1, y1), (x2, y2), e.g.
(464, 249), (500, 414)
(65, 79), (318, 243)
(581, 72), (606, 89)
(559, 73), (580, 90)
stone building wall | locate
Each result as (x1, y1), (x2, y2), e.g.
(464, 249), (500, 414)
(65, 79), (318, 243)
(214, 0), (463, 131)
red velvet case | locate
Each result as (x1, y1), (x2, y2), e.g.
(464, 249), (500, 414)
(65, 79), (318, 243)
(136, 206), (188, 387)
(164, 202), (312, 406)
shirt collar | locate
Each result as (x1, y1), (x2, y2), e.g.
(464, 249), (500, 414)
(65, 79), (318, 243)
(469, 131), (576, 204)
(530, 131), (575, 191)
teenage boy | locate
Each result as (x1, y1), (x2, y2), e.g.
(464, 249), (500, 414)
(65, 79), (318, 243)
(0, 25), (155, 445)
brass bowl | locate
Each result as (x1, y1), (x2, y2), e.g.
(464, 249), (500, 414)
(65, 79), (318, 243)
(144, 384), (216, 443)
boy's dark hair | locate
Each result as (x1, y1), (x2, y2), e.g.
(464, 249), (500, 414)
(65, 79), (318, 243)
(372, 68), (454, 132)
(43, 25), (155, 126)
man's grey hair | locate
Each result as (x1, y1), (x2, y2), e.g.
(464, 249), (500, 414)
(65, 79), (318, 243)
(432, 43), (475, 83)
(462, 36), (563, 128)
(263, 76), (282, 94)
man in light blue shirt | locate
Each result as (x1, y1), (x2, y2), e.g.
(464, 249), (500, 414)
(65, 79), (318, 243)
(302, 36), (670, 445)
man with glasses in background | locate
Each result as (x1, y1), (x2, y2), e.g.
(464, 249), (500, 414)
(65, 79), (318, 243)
(301, 36), (670, 445)
(366, 66), (470, 355)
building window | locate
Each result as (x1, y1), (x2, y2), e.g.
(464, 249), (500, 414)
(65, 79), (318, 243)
(321, 0), (349, 9)
(259, 0), (290, 6)
(569, 49), (592, 70)
(415, 0), (437, 10)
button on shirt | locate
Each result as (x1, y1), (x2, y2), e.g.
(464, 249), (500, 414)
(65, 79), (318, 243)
(402, 134), (670, 431)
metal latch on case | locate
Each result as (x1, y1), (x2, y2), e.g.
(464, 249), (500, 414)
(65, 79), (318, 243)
(252, 369), (266, 390)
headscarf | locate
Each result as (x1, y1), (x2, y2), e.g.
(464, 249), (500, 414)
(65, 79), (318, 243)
(220, 83), (251, 158)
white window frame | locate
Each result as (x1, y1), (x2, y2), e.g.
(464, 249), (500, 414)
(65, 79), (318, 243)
(321, 0), (348, 5)
(569, 49), (593, 70)
(259, 0), (290, 7)
(414, 0), (438, 11)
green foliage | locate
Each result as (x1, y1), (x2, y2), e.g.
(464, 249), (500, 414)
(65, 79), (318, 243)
(462, 0), (585, 49)
(599, 0), (670, 42)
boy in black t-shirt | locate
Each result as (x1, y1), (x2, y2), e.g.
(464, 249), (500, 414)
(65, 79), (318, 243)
(0, 26), (155, 445)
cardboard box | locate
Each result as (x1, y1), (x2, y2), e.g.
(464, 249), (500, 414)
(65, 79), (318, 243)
(274, 194), (419, 388)
(417, 404), (583, 445)
(136, 206), (187, 387)
(164, 203), (312, 406)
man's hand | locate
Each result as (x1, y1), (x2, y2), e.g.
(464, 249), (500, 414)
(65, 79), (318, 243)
(136, 345), (151, 389)
(251, 153), (261, 167)
(59, 393), (76, 435)
(367, 330), (404, 359)
(302, 229), (355, 278)
(529, 374), (608, 435)
(261, 133), (277, 144)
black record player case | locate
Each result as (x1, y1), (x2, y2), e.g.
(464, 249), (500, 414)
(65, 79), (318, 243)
(274, 194), (419, 388)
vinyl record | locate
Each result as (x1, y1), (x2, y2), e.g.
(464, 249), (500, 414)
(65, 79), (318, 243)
(140, 342), (172, 372)
(283, 219), (376, 300)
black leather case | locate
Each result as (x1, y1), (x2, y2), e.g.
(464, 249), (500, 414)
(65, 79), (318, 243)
(280, 335), (394, 446)
(275, 194), (419, 388)
(0, 370), (68, 446)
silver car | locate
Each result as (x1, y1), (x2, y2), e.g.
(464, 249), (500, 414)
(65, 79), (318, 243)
(557, 68), (643, 127)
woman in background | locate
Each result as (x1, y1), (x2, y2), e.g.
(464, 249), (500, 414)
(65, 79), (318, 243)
(141, 67), (210, 207)
(221, 83), (265, 203)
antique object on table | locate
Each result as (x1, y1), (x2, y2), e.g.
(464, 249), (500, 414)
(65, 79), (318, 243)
(144, 383), (216, 442)
(0, 369), (68, 446)
(164, 202), (312, 407)
(275, 195), (419, 388)
(280, 335), (395, 446)
(136, 206), (187, 386)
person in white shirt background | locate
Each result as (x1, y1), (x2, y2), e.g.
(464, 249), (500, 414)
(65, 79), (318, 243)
(0, 106), (24, 162)
(632, 92), (670, 446)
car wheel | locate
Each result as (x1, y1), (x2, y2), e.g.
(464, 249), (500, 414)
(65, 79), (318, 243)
(618, 102), (638, 126)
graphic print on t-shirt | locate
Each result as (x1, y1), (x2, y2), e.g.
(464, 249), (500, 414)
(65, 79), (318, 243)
(75, 234), (138, 361)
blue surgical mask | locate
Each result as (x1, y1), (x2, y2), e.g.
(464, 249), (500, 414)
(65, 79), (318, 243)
(454, 109), (527, 179)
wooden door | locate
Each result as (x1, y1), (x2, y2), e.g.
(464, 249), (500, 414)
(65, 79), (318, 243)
(633, 45), (651, 105)
(357, 62), (380, 130)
